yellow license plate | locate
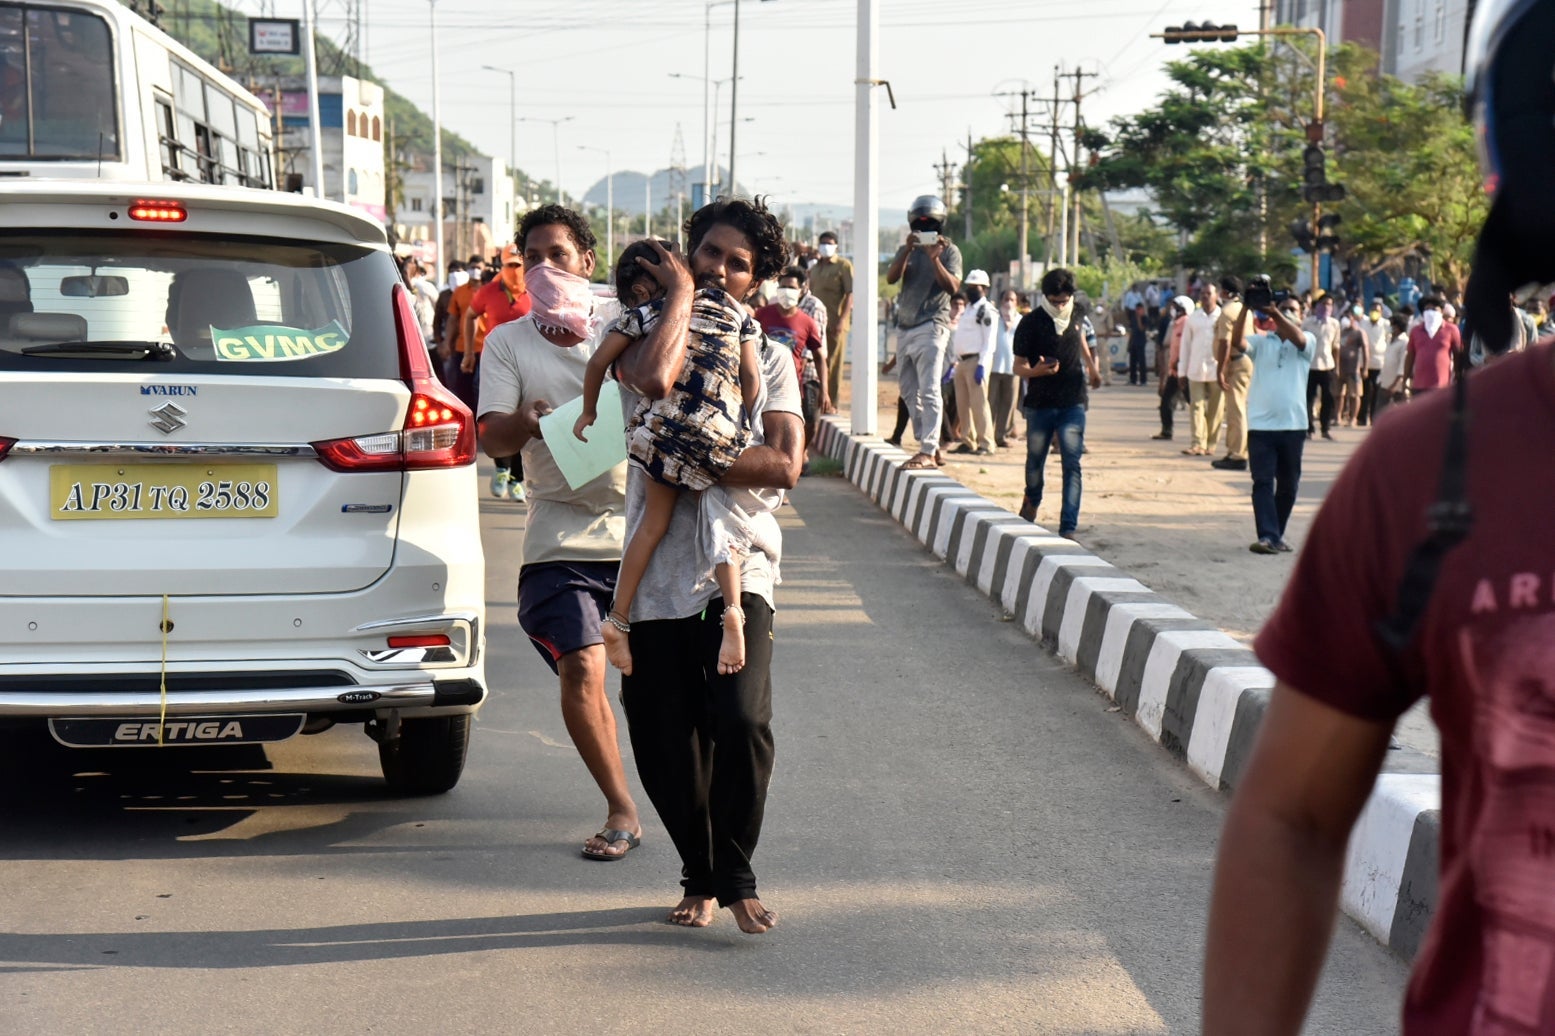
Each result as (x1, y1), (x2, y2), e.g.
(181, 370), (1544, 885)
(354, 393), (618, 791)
(49, 463), (279, 520)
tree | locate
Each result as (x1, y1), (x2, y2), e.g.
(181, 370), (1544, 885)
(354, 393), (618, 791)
(1326, 70), (1486, 295)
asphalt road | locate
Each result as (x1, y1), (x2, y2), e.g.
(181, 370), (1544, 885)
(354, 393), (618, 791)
(0, 475), (1408, 1035)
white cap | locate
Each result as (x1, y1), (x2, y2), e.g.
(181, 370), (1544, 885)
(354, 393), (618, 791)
(964, 269), (991, 287)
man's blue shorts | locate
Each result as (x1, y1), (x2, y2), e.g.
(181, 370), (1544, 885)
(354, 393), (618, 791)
(516, 561), (618, 674)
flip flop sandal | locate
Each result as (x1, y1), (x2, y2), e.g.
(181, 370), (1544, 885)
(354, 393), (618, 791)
(902, 454), (936, 469)
(582, 828), (641, 861)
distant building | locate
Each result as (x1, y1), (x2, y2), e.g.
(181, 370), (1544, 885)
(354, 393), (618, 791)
(398, 155), (516, 265)
(266, 74), (387, 225)
(1273, 0), (1471, 80)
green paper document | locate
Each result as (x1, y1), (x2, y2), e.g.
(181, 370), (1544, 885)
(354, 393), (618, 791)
(539, 380), (628, 489)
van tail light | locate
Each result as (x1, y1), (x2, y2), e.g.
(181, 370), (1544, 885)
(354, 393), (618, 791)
(0, 437), (15, 463)
(311, 285), (476, 472)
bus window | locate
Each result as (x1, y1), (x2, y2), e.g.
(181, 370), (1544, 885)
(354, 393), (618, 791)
(0, 5), (118, 160)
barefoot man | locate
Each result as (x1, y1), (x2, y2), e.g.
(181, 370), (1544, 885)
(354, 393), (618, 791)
(613, 198), (803, 933)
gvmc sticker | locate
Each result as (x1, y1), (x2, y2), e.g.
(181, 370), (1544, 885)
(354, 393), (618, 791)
(211, 321), (349, 362)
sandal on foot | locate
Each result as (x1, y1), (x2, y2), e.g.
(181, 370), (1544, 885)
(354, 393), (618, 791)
(582, 828), (641, 861)
(902, 453), (936, 469)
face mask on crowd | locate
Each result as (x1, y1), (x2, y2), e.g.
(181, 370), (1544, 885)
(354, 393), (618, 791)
(1422, 308), (1445, 336)
(774, 286), (801, 309)
(525, 264), (597, 339)
(818, 243), (837, 259)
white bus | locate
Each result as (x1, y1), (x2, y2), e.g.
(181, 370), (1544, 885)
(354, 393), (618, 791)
(0, 0), (273, 187)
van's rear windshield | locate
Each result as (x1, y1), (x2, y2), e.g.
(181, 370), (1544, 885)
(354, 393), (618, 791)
(0, 230), (402, 378)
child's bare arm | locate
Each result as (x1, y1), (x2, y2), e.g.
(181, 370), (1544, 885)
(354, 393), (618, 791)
(738, 335), (762, 415)
(574, 330), (634, 440)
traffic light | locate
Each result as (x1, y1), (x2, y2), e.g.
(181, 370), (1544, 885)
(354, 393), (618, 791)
(1290, 218), (1315, 252)
(1316, 213), (1342, 253)
(1162, 21), (1240, 43)
(1300, 144), (1348, 203)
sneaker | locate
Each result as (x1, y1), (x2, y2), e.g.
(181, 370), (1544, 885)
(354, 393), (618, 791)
(509, 480), (526, 503)
(1151, 432), (1173, 441)
(489, 469), (511, 498)
(1274, 540), (1293, 553)
(975, 446), (994, 456)
(952, 444), (976, 455)
(1249, 540), (1278, 555)
(1210, 457), (1248, 471)
(884, 436), (903, 447)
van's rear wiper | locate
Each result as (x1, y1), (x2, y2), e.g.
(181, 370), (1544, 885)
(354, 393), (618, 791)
(19, 340), (174, 360)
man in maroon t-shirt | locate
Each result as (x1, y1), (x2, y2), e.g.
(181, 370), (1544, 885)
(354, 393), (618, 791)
(755, 266), (828, 465)
(1204, 341), (1555, 1032)
(465, 243), (531, 500)
(1404, 294), (1464, 394)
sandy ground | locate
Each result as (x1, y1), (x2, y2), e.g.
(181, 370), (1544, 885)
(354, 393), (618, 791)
(829, 351), (1440, 759)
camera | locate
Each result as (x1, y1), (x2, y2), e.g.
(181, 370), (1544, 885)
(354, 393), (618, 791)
(1243, 275), (1290, 311)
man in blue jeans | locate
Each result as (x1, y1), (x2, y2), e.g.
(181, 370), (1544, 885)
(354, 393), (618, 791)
(1011, 267), (1103, 537)
(1228, 292), (1312, 554)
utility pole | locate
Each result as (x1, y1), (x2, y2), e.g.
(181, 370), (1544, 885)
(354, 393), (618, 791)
(1066, 66), (1099, 266)
(995, 86), (1041, 289)
(1044, 68), (1062, 270)
(932, 148), (957, 214)
(963, 128), (974, 240)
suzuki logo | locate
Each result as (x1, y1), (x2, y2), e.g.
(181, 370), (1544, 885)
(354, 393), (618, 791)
(148, 401), (188, 434)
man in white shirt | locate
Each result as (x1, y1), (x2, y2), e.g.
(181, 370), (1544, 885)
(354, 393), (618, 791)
(477, 206), (646, 864)
(1176, 283), (1224, 456)
(1301, 291), (1342, 439)
(1357, 301), (1391, 426)
(950, 270), (999, 455)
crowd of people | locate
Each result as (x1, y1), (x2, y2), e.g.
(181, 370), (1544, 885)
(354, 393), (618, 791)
(1139, 273), (1553, 552)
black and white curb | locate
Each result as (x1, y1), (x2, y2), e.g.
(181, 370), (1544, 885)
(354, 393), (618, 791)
(815, 416), (1441, 959)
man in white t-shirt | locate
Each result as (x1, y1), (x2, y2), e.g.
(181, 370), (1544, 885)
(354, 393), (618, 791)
(478, 205), (661, 864)
(1176, 283), (1224, 456)
(1301, 292), (1342, 439)
(1357, 301), (1391, 427)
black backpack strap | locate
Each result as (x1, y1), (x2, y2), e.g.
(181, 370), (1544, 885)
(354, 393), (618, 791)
(1374, 371), (1474, 653)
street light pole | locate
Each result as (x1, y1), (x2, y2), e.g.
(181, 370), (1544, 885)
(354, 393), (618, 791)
(517, 116), (574, 206)
(579, 144), (613, 264)
(478, 64), (516, 233)
(852, 0), (880, 437)
(427, 0), (443, 284)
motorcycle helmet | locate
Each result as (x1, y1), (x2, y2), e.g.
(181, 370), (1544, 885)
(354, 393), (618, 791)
(1463, 0), (1555, 351)
(907, 194), (946, 231)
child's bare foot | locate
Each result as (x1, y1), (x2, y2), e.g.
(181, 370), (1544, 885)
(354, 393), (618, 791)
(602, 612), (633, 675)
(717, 605), (745, 675)
(729, 898), (778, 934)
(667, 895), (716, 927)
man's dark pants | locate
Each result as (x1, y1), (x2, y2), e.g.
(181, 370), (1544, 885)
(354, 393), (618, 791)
(1305, 369), (1336, 434)
(1248, 430), (1305, 545)
(621, 594), (775, 907)
(1158, 375), (1181, 436)
(1358, 369), (1381, 426)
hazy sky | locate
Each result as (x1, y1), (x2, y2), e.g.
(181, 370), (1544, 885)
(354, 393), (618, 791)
(237, 0), (1258, 212)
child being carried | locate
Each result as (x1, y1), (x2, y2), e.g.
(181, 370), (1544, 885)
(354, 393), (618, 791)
(574, 238), (778, 678)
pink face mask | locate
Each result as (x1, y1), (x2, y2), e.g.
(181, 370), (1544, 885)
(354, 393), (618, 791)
(525, 264), (596, 339)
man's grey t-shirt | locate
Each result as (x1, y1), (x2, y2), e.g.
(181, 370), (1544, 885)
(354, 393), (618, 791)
(894, 240), (963, 330)
(618, 336), (802, 623)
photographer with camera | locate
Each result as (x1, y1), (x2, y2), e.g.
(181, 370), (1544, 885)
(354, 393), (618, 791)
(1227, 285), (1312, 554)
(886, 194), (963, 469)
